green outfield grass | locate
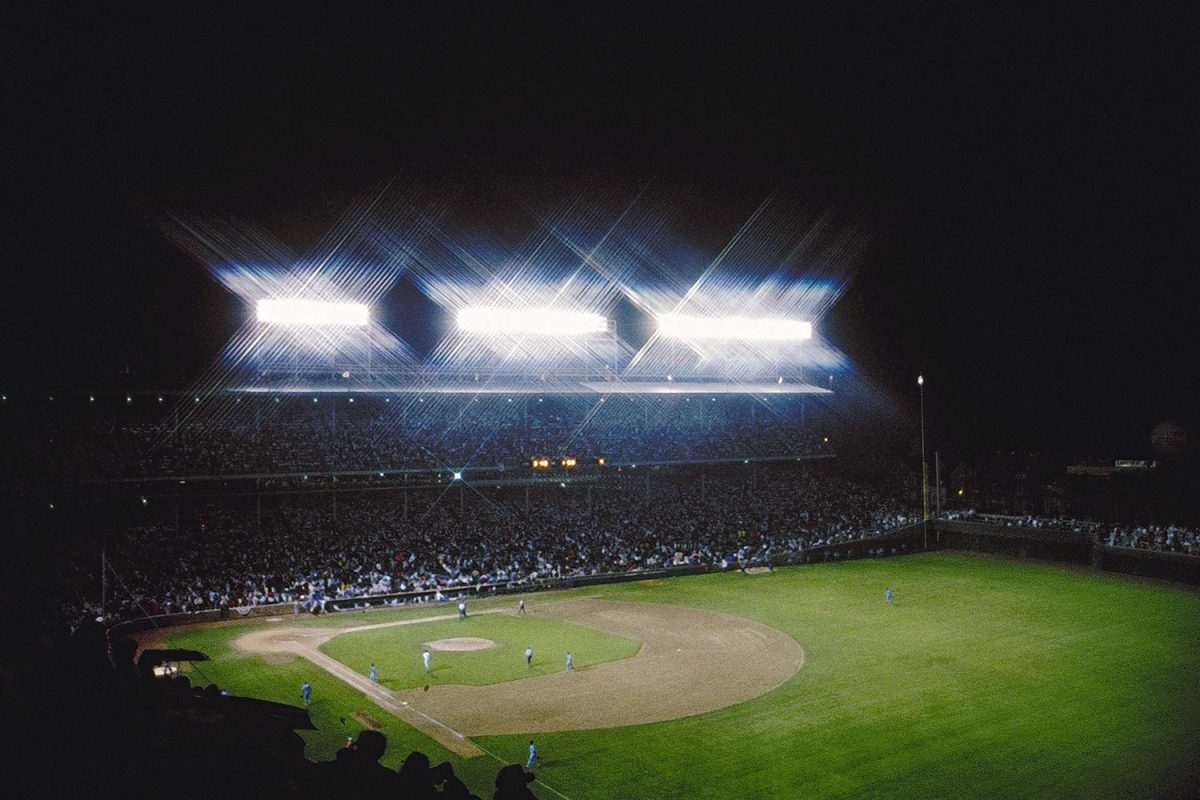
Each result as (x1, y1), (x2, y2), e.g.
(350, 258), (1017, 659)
(319, 613), (641, 688)
(164, 553), (1200, 799)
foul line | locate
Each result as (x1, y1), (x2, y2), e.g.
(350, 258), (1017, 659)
(467, 738), (573, 800)
(318, 608), (574, 798)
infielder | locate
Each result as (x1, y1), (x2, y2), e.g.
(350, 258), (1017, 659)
(422, 649), (432, 671)
(525, 646), (533, 667)
(526, 740), (540, 768)
(564, 651), (573, 671)
(300, 681), (312, 705)
(368, 663), (378, 683)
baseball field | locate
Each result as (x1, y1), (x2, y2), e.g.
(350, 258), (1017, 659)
(149, 552), (1200, 799)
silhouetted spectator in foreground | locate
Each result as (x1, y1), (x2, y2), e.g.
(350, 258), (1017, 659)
(307, 730), (396, 796)
(397, 750), (439, 799)
(494, 764), (539, 800)
(442, 770), (483, 800)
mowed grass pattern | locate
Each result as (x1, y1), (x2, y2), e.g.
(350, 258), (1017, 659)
(167, 553), (1200, 799)
(319, 614), (641, 689)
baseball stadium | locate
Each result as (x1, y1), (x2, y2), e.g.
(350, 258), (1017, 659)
(6, 272), (1199, 798)
(7, 6), (1198, 798)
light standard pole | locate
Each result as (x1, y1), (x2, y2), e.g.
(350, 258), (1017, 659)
(918, 374), (928, 549)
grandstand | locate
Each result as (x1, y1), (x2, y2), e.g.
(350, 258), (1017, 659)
(2, 391), (834, 484)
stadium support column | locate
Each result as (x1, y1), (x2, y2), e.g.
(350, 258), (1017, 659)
(935, 452), (941, 518)
(919, 375), (928, 549)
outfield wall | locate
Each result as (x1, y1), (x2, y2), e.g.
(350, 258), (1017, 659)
(933, 521), (1094, 563)
(933, 520), (1200, 584)
(775, 523), (927, 564)
(1093, 544), (1200, 585)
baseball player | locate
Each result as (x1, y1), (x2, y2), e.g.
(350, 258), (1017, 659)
(525, 646), (533, 667)
(423, 649), (432, 671)
(885, 587), (893, 605)
(368, 663), (378, 683)
(517, 597), (526, 615)
(300, 681), (312, 705)
(526, 740), (540, 768)
(564, 651), (573, 671)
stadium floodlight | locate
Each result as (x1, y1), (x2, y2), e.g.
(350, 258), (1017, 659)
(457, 306), (607, 336)
(256, 298), (369, 327)
(657, 314), (812, 341)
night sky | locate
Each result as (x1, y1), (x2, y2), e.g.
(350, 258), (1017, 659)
(6, 3), (1197, 462)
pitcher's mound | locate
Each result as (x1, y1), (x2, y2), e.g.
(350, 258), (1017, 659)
(425, 637), (496, 652)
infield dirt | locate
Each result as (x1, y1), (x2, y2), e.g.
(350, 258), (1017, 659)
(225, 596), (803, 754)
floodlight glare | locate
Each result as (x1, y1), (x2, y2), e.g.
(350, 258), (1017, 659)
(256, 298), (369, 326)
(657, 314), (812, 341)
(457, 307), (607, 336)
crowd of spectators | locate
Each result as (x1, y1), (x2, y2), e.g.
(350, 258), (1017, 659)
(4, 394), (829, 481)
(71, 466), (912, 628)
(942, 510), (1200, 555)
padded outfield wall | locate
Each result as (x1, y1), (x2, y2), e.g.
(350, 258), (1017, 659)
(933, 520), (1200, 583)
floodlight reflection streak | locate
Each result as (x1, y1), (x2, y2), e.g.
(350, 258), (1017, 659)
(457, 307), (607, 336)
(657, 314), (812, 342)
(257, 299), (370, 327)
